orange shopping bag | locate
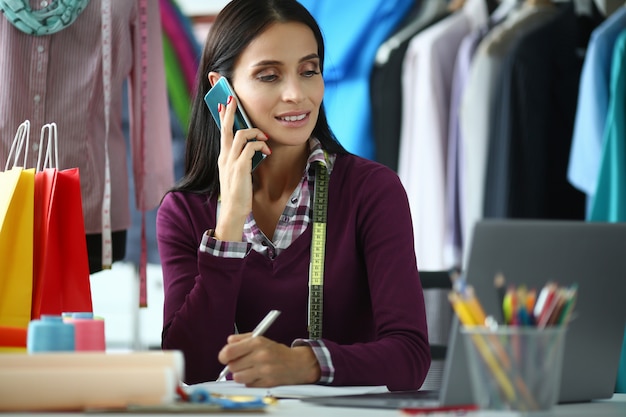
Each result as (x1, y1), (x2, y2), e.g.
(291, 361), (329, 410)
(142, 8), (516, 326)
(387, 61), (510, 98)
(31, 123), (92, 319)
(0, 121), (35, 329)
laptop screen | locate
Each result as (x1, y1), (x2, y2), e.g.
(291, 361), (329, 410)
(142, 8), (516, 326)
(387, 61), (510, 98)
(449, 219), (626, 403)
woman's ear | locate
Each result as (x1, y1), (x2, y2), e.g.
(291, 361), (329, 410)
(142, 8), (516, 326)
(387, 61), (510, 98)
(208, 72), (221, 88)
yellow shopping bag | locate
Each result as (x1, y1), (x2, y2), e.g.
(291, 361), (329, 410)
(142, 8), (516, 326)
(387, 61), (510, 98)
(1, 120), (35, 329)
(0, 166), (35, 328)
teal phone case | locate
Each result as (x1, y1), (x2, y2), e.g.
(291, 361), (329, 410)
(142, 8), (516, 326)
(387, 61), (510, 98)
(204, 77), (265, 170)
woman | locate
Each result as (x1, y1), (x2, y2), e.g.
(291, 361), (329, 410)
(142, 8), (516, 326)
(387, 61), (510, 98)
(157, 0), (430, 391)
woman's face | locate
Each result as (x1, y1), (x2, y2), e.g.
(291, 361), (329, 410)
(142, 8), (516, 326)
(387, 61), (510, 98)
(231, 22), (323, 148)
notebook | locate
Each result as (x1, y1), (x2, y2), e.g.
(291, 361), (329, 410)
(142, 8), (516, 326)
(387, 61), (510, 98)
(300, 319), (474, 410)
(303, 220), (626, 409)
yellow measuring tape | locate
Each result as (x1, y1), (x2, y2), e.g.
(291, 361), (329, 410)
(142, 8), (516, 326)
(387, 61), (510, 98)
(308, 162), (328, 340)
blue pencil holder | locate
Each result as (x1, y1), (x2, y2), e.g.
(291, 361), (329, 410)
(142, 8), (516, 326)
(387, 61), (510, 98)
(27, 315), (75, 353)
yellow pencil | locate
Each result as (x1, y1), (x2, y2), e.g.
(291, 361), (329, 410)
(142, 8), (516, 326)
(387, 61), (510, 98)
(448, 292), (518, 406)
(464, 286), (488, 326)
(448, 292), (477, 326)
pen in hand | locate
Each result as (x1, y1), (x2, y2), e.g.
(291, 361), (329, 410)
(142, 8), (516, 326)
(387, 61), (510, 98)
(216, 310), (281, 382)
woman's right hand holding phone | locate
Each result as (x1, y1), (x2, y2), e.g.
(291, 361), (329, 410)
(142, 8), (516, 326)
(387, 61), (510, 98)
(214, 96), (271, 242)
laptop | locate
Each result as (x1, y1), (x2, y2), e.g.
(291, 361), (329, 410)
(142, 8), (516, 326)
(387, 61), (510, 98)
(303, 220), (626, 409)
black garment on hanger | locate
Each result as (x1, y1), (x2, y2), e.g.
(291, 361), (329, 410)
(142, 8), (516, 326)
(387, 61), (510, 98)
(486, 0), (499, 15)
(484, 2), (585, 220)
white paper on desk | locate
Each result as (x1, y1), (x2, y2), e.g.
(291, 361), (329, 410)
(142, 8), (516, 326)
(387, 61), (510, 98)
(188, 381), (389, 399)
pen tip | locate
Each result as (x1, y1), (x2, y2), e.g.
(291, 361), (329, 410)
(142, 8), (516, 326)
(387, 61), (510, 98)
(494, 273), (506, 288)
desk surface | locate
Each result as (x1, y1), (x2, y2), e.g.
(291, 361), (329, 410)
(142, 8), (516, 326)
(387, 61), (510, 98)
(8, 393), (626, 416)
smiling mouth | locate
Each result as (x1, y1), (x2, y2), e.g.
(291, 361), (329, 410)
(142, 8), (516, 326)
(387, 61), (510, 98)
(278, 114), (307, 122)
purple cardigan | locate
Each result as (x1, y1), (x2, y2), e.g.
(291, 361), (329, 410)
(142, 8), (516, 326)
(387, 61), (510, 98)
(156, 153), (431, 391)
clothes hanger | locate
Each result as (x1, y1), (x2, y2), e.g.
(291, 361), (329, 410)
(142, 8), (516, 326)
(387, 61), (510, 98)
(448, 0), (466, 11)
(592, 0), (626, 15)
(540, 0), (600, 17)
(491, 0), (521, 20)
(374, 0), (450, 65)
(524, 0), (554, 6)
(449, 0), (501, 13)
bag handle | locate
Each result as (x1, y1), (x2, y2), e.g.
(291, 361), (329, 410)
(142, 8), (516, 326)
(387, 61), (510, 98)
(36, 122), (59, 172)
(4, 120), (30, 171)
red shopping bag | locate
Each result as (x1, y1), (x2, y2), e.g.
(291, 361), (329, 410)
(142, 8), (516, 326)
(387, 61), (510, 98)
(31, 124), (92, 319)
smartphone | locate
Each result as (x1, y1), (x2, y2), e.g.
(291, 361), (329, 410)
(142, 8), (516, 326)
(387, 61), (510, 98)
(204, 77), (266, 171)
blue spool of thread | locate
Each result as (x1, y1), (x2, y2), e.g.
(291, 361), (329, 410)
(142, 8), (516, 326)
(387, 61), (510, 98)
(70, 312), (94, 319)
(27, 315), (75, 353)
(62, 312), (93, 320)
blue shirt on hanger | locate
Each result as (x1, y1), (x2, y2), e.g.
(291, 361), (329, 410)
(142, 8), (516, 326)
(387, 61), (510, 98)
(297, 0), (414, 159)
(587, 27), (626, 395)
(567, 7), (626, 216)
(590, 29), (626, 222)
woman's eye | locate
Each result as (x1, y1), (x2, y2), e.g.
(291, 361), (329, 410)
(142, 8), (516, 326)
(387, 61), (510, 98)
(302, 70), (320, 78)
(257, 73), (278, 82)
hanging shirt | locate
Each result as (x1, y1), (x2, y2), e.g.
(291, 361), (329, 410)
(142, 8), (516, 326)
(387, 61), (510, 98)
(587, 28), (626, 395)
(398, 0), (488, 271)
(483, 2), (584, 220)
(0, 0), (174, 235)
(459, 2), (559, 265)
(445, 23), (493, 269)
(297, 0), (413, 159)
(371, 1), (450, 171)
(445, 0), (519, 269)
(567, 6), (626, 216)
(589, 29), (626, 221)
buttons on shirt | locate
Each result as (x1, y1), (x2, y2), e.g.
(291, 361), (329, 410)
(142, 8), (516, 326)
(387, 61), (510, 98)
(259, 237), (276, 259)
(40, 1), (49, 7)
(37, 45), (44, 53)
(34, 94), (41, 103)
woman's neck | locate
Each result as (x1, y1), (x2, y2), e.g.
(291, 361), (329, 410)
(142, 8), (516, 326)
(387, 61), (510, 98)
(252, 142), (309, 202)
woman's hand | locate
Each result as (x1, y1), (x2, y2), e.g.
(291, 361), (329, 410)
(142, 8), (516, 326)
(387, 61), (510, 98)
(214, 96), (270, 241)
(218, 333), (321, 387)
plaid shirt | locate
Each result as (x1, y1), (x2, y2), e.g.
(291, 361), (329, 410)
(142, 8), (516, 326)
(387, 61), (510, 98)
(200, 137), (336, 384)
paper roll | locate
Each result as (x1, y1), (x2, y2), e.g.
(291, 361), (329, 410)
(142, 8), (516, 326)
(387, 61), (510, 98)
(0, 350), (185, 381)
(0, 367), (176, 411)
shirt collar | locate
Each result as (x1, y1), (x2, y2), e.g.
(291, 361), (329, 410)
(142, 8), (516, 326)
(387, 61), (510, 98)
(306, 137), (335, 175)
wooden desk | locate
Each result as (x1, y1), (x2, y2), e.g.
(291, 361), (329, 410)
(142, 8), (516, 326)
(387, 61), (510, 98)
(7, 393), (626, 416)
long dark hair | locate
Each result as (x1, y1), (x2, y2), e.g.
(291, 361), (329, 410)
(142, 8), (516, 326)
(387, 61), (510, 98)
(173, 0), (347, 195)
